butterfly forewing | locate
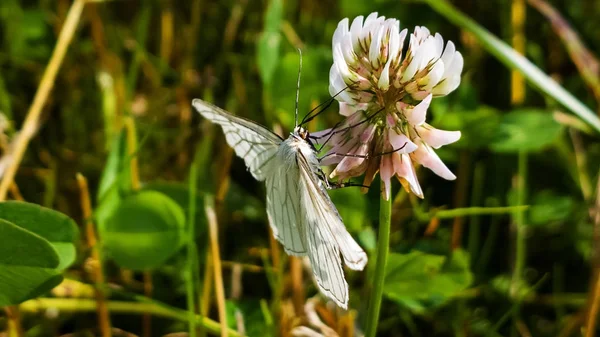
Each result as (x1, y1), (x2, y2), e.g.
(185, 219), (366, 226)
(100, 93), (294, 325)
(192, 99), (282, 181)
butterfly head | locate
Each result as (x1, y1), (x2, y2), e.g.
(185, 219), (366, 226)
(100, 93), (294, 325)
(293, 126), (309, 140)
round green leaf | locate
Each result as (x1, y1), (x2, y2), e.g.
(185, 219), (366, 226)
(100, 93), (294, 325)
(0, 201), (79, 270)
(490, 109), (563, 153)
(103, 190), (186, 270)
(384, 250), (473, 313)
(0, 219), (63, 306)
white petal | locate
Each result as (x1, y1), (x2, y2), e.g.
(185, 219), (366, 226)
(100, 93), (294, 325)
(406, 93), (431, 126)
(341, 35), (356, 64)
(388, 23), (401, 62)
(440, 40), (456, 67)
(420, 60), (445, 90)
(388, 128), (417, 153)
(378, 59), (392, 90)
(433, 52), (463, 96)
(418, 125), (461, 148)
(412, 143), (456, 180)
(392, 153), (423, 198)
(418, 37), (438, 69)
(433, 33), (444, 59)
(401, 52), (421, 82)
(369, 26), (384, 68)
(380, 154), (394, 200)
(333, 45), (353, 80)
(350, 15), (365, 51)
(329, 66), (354, 103)
(332, 18), (349, 49)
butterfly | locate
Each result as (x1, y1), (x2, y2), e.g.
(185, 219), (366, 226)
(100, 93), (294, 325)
(192, 98), (367, 309)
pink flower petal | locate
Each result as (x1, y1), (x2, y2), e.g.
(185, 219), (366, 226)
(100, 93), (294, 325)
(406, 93), (431, 126)
(388, 129), (417, 153)
(380, 154), (394, 200)
(418, 125), (461, 149)
(392, 153), (423, 198)
(309, 128), (331, 140)
(412, 143), (456, 180)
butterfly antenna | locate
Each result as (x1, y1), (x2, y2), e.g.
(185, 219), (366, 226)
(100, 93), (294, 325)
(295, 48), (303, 128)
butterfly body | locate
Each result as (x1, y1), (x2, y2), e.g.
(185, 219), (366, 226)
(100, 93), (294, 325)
(193, 99), (367, 309)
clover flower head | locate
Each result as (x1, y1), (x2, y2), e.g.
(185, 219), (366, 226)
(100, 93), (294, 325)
(320, 13), (464, 199)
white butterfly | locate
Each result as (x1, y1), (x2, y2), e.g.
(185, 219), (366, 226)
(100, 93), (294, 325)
(192, 98), (367, 309)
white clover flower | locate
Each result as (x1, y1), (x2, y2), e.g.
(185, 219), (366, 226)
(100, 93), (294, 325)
(320, 13), (463, 199)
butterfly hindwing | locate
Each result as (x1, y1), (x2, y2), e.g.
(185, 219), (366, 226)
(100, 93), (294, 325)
(266, 163), (307, 255)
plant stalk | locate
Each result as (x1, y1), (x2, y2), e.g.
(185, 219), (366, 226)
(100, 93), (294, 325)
(365, 180), (392, 337)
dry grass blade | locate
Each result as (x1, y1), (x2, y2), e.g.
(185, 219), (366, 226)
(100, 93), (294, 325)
(77, 173), (112, 337)
(205, 196), (228, 337)
(528, 0), (600, 109)
(0, 0), (86, 200)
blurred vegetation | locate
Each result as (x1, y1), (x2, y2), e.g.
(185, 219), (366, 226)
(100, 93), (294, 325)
(1, 0), (600, 336)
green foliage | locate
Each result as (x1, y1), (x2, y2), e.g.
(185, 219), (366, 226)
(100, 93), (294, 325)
(95, 130), (131, 232)
(529, 190), (574, 226)
(435, 106), (502, 149)
(102, 190), (186, 270)
(0, 201), (79, 306)
(270, 47), (332, 128)
(384, 250), (473, 313)
(257, 0), (284, 86)
(143, 181), (207, 239)
(0, 219), (62, 306)
(0, 201), (79, 270)
(329, 186), (368, 233)
(490, 109), (563, 152)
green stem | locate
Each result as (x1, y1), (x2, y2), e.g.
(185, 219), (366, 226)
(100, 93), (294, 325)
(420, 0), (600, 134)
(467, 162), (485, 258)
(512, 151), (528, 292)
(185, 150), (200, 337)
(18, 298), (244, 337)
(365, 180), (392, 337)
(511, 150), (528, 325)
(416, 205), (529, 222)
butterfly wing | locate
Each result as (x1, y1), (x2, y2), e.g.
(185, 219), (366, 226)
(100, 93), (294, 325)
(265, 162), (307, 256)
(194, 99), (306, 255)
(192, 99), (282, 181)
(297, 151), (368, 309)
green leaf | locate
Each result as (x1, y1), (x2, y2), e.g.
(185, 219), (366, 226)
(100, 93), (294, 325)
(329, 187), (368, 232)
(0, 201), (79, 270)
(384, 250), (473, 313)
(257, 0), (283, 85)
(229, 300), (272, 337)
(490, 109), (563, 153)
(96, 131), (131, 232)
(529, 190), (574, 226)
(142, 181), (207, 238)
(0, 219), (63, 306)
(103, 190), (186, 270)
(434, 106), (501, 150)
(270, 48), (333, 128)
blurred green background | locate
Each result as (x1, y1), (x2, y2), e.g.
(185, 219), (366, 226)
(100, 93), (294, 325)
(1, 0), (600, 336)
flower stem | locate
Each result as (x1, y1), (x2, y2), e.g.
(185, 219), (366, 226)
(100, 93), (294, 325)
(18, 298), (244, 337)
(185, 150), (200, 337)
(365, 180), (392, 337)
